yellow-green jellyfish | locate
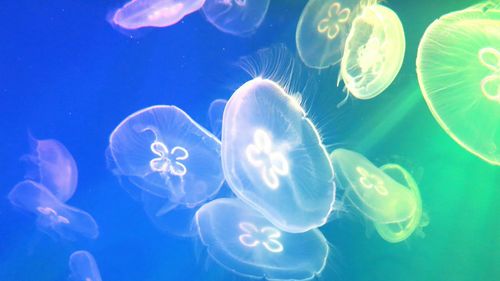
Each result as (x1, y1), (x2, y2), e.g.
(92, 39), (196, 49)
(416, 3), (500, 165)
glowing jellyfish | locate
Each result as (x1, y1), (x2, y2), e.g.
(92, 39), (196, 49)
(207, 99), (227, 139)
(416, 5), (500, 165)
(108, 105), (224, 208)
(24, 137), (78, 202)
(112, 0), (205, 30)
(8, 180), (99, 240)
(196, 198), (329, 280)
(221, 77), (335, 233)
(296, 0), (364, 69)
(340, 4), (405, 99)
(202, 0), (270, 36)
(69, 250), (102, 281)
(330, 149), (426, 243)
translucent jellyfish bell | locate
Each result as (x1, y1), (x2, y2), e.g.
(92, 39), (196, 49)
(296, 0), (364, 69)
(69, 250), (102, 281)
(24, 137), (78, 202)
(195, 198), (329, 280)
(207, 99), (227, 139)
(112, 0), (205, 30)
(108, 105), (224, 207)
(416, 5), (500, 165)
(340, 4), (405, 99)
(222, 77), (335, 233)
(202, 0), (270, 36)
(8, 180), (99, 240)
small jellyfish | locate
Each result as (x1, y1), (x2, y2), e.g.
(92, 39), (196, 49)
(296, 0), (365, 69)
(340, 4), (405, 99)
(108, 105), (224, 208)
(202, 0), (270, 36)
(207, 99), (227, 139)
(69, 250), (102, 281)
(195, 198), (329, 280)
(8, 180), (99, 240)
(416, 5), (500, 165)
(222, 77), (335, 233)
(112, 0), (205, 30)
(24, 137), (78, 202)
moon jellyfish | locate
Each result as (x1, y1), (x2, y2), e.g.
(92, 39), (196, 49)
(196, 198), (329, 280)
(340, 4), (405, 99)
(69, 250), (102, 281)
(416, 5), (500, 165)
(202, 0), (270, 36)
(108, 105), (224, 208)
(207, 99), (227, 139)
(8, 180), (99, 240)
(330, 149), (425, 243)
(222, 77), (335, 233)
(112, 0), (205, 30)
(296, 0), (364, 69)
(24, 137), (78, 202)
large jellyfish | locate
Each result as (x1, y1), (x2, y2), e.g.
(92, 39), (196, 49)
(69, 250), (102, 281)
(416, 4), (500, 165)
(108, 105), (224, 209)
(207, 99), (227, 139)
(195, 198), (329, 280)
(330, 149), (426, 243)
(202, 0), (270, 36)
(8, 180), (99, 240)
(112, 0), (205, 30)
(221, 77), (335, 233)
(340, 4), (405, 99)
(23, 137), (78, 202)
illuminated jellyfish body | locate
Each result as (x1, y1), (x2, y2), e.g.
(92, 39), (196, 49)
(296, 0), (364, 69)
(330, 149), (425, 243)
(24, 137), (78, 202)
(196, 198), (329, 280)
(207, 99), (227, 138)
(221, 77), (335, 233)
(202, 0), (270, 36)
(69, 251), (102, 281)
(108, 105), (224, 209)
(416, 5), (500, 165)
(112, 0), (205, 30)
(340, 4), (405, 99)
(8, 180), (99, 240)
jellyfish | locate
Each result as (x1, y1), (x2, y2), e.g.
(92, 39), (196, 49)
(340, 4), (405, 99)
(69, 250), (102, 281)
(195, 198), (329, 280)
(416, 4), (500, 165)
(221, 77), (335, 233)
(8, 180), (99, 240)
(330, 149), (426, 243)
(23, 137), (78, 202)
(202, 0), (270, 36)
(112, 0), (206, 30)
(108, 105), (224, 209)
(296, 0), (365, 69)
(207, 99), (227, 139)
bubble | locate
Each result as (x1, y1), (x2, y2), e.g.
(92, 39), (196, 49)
(112, 0), (205, 30)
(207, 99), (227, 139)
(69, 250), (102, 281)
(24, 137), (78, 203)
(202, 0), (270, 36)
(8, 180), (99, 240)
(108, 105), (224, 208)
(221, 77), (335, 233)
(416, 5), (500, 165)
(340, 4), (405, 99)
(195, 198), (329, 280)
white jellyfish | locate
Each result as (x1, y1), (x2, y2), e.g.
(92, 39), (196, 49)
(69, 250), (102, 281)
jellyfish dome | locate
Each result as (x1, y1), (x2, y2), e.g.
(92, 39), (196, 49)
(69, 250), (102, 281)
(202, 0), (270, 36)
(296, 0), (365, 69)
(416, 5), (500, 165)
(195, 198), (329, 280)
(221, 77), (335, 233)
(108, 105), (224, 207)
(340, 4), (405, 99)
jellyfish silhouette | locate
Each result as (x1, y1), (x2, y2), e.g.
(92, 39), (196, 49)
(416, 3), (500, 165)
(69, 250), (102, 281)
(207, 98), (227, 139)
